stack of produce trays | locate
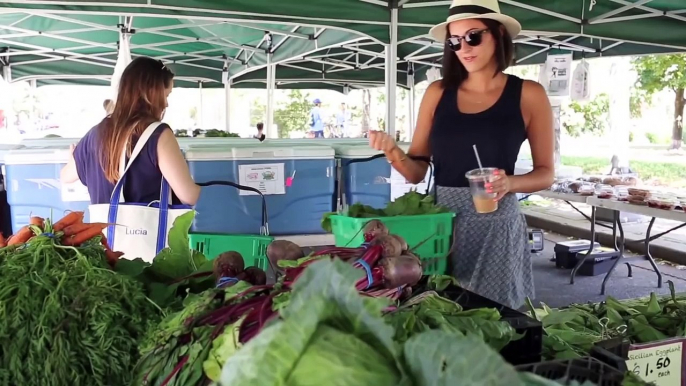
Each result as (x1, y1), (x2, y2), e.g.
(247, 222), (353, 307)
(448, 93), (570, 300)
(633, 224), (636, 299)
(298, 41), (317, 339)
(322, 191), (455, 275)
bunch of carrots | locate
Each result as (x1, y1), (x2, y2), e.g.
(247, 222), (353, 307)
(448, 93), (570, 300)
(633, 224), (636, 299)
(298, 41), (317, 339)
(0, 211), (123, 266)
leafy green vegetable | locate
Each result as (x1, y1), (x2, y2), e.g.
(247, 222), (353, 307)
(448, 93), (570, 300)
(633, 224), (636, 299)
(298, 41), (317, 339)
(403, 330), (523, 385)
(527, 281), (686, 360)
(115, 211), (215, 309)
(132, 280), (254, 385)
(425, 274), (459, 291)
(220, 259), (406, 385)
(321, 191), (449, 232)
(0, 234), (160, 386)
(203, 316), (244, 382)
(386, 292), (521, 351)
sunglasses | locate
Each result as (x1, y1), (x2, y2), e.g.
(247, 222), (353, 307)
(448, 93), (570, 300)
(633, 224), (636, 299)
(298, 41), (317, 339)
(445, 29), (489, 52)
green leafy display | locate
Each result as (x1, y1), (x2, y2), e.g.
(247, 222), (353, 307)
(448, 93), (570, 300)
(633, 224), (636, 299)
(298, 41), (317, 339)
(220, 259), (405, 385)
(218, 259), (572, 386)
(386, 292), (522, 350)
(115, 211), (215, 309)
(321, 191), (449, 232)
(0, 234), (160, 386)
(527, 282), (686, 360)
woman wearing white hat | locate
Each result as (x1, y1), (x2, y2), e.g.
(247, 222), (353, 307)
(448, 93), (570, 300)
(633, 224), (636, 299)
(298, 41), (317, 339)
(369, 0), (554, 308)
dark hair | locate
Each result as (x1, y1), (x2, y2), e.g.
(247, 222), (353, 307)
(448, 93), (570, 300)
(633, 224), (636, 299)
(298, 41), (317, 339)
(100, 56), (174, 183)
(256, 122), (264, 130)
(440, 19), (514, 89)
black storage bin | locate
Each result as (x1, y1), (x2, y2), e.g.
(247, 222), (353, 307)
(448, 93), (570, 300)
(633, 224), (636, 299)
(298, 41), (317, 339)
(416, 280), (543, 365)
(591, 338), (630, 372)
(516, 357), (634, 386)
(575, 249), (621, 276)
(554, 239), (600, 269)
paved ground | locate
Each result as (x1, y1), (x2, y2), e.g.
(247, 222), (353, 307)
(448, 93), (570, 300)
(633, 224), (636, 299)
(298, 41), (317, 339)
(529, 231), (686, 309)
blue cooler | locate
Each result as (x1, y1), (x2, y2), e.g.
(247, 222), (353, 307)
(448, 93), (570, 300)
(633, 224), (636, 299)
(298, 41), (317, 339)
(337, 143), (434, 209)
(3, 147), (91, 232)
(186, 144), (336, 235)
(177, 137), (257, 150)
(266, 138), (367, 147)
(21, 137), (81, 148)
(0, 144), (24, 236)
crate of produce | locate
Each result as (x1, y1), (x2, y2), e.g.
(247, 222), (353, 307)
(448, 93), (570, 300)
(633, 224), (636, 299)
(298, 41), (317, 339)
(189, 232), (273, 271)
(414, 280), (543, 365)
(325, 192), (455, 275)
(516, 357), (646, 385)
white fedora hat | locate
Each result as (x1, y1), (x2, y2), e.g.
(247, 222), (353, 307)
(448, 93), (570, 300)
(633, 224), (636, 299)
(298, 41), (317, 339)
(429, 0), (522, 42)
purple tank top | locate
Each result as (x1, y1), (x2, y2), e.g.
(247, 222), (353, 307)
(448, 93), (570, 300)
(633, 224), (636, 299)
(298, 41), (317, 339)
(74, 119), (180, 205)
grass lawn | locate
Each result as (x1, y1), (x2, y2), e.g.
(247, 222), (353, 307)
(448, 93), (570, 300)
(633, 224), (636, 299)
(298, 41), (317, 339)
(561, 156), (686, 188)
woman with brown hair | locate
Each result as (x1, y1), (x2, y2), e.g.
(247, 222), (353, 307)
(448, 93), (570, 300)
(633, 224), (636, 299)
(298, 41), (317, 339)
(60, 56), (200, 206)
(368, 0), (554, 308)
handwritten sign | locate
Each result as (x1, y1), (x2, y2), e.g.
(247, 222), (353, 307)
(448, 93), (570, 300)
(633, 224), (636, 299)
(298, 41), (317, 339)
(626, 338), (685, 386)
(238, 163), (285, 196)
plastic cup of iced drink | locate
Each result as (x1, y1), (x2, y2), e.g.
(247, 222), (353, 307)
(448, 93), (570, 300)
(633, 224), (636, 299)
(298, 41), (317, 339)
(465, 168), (498, 214)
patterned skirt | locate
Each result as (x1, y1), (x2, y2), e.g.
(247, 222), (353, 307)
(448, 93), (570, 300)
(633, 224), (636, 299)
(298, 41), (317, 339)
(436, 186), (534, 309)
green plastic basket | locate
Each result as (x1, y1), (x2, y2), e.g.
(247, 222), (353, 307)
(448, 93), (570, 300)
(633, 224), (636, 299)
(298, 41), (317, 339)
(329, 212), (455, 275)
(189, 233), (273, 271)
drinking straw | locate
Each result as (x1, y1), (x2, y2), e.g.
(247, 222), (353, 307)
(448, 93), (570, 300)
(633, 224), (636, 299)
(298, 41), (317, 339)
(472, 144), (484, 172)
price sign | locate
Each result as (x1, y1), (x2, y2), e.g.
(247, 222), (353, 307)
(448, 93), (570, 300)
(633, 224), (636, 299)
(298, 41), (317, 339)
(626, 338), (685, 386)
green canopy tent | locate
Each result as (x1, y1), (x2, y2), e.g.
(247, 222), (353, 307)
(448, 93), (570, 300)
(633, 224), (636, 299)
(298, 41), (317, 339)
(1, 0), (685, 135)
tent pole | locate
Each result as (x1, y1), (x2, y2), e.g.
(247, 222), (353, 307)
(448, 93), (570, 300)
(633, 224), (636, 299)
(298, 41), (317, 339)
(608, 57), (632, 173)
(265, 33), (275, 138)
(266, 52), (275, 138)
(230, 79), (231, 133)
(198, 81), (204, 129)
(222, 58), (231, 132)
(385, 6), (398, 138)
(407, 62), (415, 141)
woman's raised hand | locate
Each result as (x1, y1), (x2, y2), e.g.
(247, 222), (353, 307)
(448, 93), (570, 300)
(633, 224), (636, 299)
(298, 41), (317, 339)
(368, 130), (397, 153)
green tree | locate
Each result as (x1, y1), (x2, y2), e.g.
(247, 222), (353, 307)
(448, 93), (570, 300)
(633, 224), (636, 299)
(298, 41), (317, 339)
(561, 93), (609, 137)
(250, 98), (265, 127)
(274, 90), (311, 138)
(629, 87), (652, 119)
(633, 54), (686, 149)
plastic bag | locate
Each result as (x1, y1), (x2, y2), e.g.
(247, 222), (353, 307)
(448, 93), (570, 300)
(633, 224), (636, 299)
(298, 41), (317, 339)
(571, 59), (590, 102)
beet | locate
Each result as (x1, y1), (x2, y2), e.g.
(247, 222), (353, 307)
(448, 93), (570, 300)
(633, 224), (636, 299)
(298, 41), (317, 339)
(267, 240), (304, 269)
(379, 255), (423, 288)
(390, 234), (408, 252)
(213, 251), (245, 280)
(370, 235), (403, 258)
(362, 219), (388, 242)
(243, 266), (267, 285)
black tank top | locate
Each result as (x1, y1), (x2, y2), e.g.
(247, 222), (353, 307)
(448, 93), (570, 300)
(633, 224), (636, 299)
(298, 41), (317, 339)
(429, 75), (527, 188)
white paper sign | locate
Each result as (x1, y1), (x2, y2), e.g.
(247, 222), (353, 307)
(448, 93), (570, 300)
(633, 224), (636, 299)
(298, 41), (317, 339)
(238, 163), (285, 196)
(543, 53), (573, 97)
(390, 168), (432, 201)
(626, 339), (684, 386)
(60, 181), (90, 202)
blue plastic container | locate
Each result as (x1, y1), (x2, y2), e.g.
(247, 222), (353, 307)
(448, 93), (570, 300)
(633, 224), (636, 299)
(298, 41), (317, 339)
(20, 137), (80, 148)
(186, 144), (336, 235)
(336, 143), (433, 209)
(177, 137), (257, 150)
(0, 144), (24, 236)
(3, 147), (91, 232)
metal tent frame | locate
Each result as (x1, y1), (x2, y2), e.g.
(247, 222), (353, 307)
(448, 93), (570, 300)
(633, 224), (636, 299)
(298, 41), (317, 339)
(1, 0), (685, 137)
